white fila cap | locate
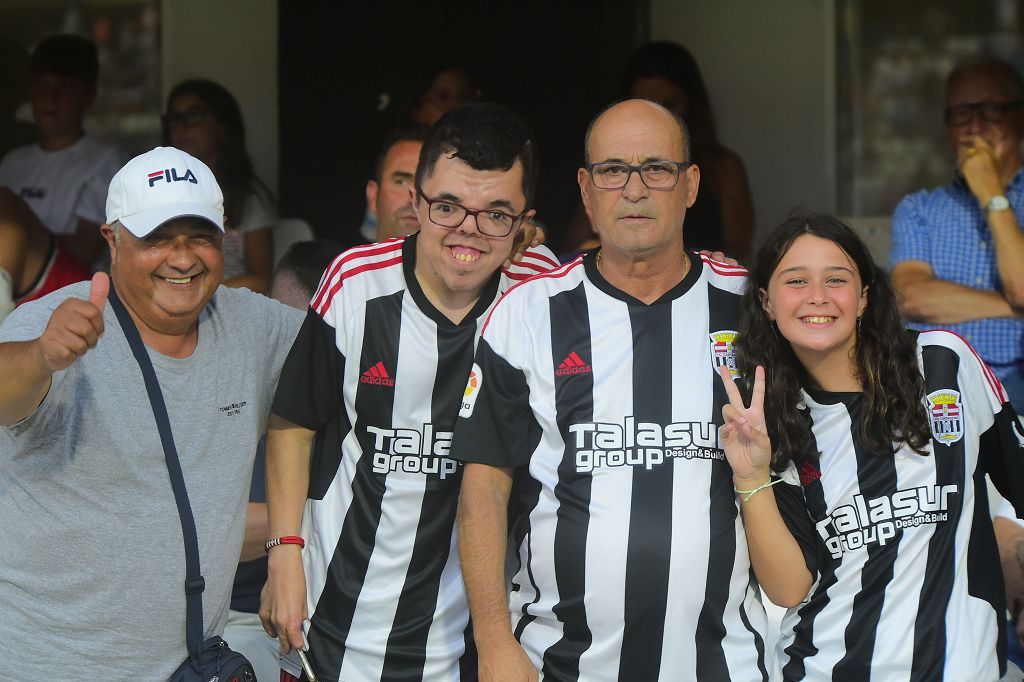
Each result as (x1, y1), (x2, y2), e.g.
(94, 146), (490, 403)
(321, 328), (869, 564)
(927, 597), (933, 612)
(105, 146), (224, 238)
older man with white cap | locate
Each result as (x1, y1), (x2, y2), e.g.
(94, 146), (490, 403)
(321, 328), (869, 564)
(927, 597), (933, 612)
(0, 146), (302, 679)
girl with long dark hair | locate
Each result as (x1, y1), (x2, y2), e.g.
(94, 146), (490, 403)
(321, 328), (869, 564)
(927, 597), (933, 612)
(719, 212), (1024, 680)
(163, 79), (276, 292)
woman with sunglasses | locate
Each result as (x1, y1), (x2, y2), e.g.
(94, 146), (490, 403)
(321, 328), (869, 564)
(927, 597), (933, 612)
(718, 212), (1024, 681)
(163, 79), (275, 292)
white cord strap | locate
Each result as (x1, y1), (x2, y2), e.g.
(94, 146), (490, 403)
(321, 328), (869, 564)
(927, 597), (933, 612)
(734, 477), (783, 502)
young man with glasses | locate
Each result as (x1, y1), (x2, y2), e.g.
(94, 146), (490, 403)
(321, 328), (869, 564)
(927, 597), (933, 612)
(260, 102), (557, 682)
(891, 58), (1024, 413)
(451, 99), (767, 681)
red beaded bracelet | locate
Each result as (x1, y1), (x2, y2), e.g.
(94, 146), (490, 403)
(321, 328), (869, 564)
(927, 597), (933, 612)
(264, 536), (305, 553)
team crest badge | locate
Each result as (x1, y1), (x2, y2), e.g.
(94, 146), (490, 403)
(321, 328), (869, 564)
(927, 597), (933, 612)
(927, 389), (964, 445)
(709, 330), (739, 376)
(459, 364), (482, 418)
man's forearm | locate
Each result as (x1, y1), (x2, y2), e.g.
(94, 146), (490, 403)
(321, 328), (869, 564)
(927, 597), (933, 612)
(987, 209), (1024, 307)
(458, 463), (516, 647)
(897, 278), (1017, 324)
(266, 414), (315, 538)
(0, 340), (53, 426)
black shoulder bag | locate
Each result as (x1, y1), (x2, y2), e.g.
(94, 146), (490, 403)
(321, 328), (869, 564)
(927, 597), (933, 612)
(109, 287), (256, 682)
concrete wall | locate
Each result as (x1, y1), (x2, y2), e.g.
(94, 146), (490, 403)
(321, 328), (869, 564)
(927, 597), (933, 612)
(162, 0), (278, 193)
(650, 0), (836, 242)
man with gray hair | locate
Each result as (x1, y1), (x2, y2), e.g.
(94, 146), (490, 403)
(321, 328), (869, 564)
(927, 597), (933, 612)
(0, 145), (302, 678)
(891, 58), (1024, 413)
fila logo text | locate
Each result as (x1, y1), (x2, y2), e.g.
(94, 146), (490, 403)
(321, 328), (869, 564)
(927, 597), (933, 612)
(148, 167), (199, 187)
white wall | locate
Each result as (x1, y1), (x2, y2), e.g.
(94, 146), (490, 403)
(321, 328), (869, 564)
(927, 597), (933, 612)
(161, 0), (278, 193)
(650, 0), (836, 241)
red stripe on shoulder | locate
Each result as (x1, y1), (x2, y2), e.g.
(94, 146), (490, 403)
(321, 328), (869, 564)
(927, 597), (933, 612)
(524, 249), (560, 269)
(310, 239), (404, 313)
(314, 254), (404, 317)
(482, 258), (583, 336)
(697, 252), (747, 277)
(921, 329), (1008, 404)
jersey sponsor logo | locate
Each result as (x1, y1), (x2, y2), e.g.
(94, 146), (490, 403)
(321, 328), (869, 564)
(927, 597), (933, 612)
(19, 186), (44, 199)
(367, 423), (462, 479)
(555, 351), (592, 376)
(927, 389), (963, 445)
(459, 364), (481, 418)
(147, 167), (199, 187)
(360, 361), (395, 386)
(709, 330), (739, 376)
(569, 416), (724, 473)
(817, 484), (959, 558)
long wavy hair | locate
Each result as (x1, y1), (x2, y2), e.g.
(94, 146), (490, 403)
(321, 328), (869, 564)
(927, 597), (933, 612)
(163, 79), (272, 229)
(620, 41), (722, 188)
(735, 212), (930, 470)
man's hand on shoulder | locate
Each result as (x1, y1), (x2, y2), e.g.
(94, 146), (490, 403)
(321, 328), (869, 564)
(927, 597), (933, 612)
(37, 272), (108, 372)
(506, 218), (545, 267)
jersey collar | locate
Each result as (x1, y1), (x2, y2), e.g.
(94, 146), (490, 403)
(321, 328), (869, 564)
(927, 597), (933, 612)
(402, 233), (502, 328)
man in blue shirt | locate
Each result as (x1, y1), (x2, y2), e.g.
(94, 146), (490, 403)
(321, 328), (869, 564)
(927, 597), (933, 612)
(891, 58), (1024, 412)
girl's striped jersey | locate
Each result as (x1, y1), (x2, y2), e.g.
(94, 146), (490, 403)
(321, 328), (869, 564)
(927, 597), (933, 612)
(451, 251), (770, 682)
(774, 329), (1024, 681)
(271, 235), (558, 682)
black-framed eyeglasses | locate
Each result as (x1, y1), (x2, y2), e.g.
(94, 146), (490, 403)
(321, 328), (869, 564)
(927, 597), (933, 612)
(585, 160), (692, 190)
(419, 194), (525, 238)
(162, 105), (210, 130)
(943, 100), (1024, 126)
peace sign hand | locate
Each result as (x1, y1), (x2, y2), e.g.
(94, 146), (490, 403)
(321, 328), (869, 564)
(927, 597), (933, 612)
(718, 365), (773, 486)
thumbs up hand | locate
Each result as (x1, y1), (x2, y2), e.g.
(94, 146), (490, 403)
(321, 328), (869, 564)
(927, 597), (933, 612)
(37, 272), (109, 372)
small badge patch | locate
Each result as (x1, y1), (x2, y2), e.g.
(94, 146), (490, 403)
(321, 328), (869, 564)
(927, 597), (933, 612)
(459, 364), (482, 418)
(927, 389), (964, 445)
(709, 330), (739, 376)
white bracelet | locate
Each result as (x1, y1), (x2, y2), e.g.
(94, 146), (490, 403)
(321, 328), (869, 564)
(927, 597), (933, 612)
(734, 477), (783, 502)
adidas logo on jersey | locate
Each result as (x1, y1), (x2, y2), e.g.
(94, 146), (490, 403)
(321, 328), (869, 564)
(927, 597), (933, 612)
(556, 351), (592, 376)
(360, 361), (395, 386)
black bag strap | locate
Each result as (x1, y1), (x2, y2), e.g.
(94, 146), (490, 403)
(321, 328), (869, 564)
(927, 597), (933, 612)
(108, 285), (205, 658)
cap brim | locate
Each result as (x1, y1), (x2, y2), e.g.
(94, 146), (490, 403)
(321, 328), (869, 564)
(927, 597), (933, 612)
(118, 201), (224, 238)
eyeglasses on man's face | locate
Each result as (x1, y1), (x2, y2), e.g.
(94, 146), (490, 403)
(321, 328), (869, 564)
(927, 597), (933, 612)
(419, 194), (525, 238)
(943, 100), (1024, 127)
(162, 105), (210, 130)
(586, 160), (692, 190)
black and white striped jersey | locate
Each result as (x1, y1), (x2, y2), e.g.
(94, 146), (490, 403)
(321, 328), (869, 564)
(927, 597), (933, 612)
(450, 251), (770, 681)
(271, 235), (558, 682)
(774, 329), (1024, 682)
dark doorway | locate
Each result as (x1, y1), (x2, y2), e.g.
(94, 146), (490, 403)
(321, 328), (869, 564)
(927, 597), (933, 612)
(279, 1), (649, 253)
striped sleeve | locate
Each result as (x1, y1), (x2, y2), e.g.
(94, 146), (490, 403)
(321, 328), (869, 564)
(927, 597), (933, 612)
(924, 330), (1024, 518)
(773, 471), (820, 578)
(272, 307), (346, 431)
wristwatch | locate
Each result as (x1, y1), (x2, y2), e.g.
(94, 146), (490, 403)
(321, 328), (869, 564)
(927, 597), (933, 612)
(985, 195), (1011, 212)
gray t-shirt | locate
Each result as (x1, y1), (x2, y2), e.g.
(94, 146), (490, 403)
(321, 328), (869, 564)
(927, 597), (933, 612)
(0, 282), (303, 680)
